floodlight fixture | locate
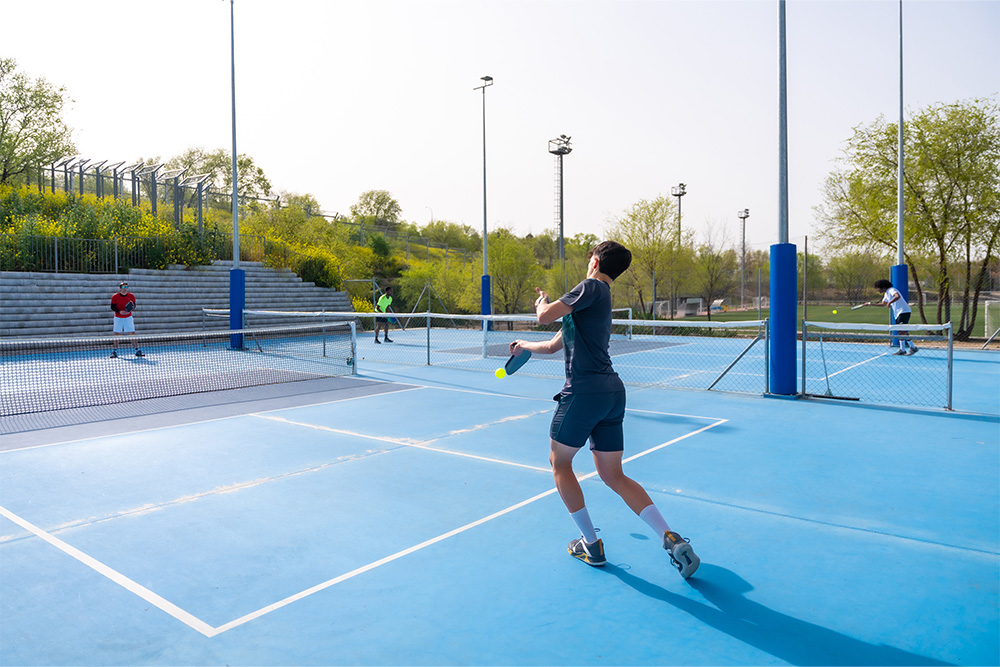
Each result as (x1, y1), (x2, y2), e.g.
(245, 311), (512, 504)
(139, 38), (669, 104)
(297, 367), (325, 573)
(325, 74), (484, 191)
(671, 182), (687, 243)
(738, 208), (750, 309)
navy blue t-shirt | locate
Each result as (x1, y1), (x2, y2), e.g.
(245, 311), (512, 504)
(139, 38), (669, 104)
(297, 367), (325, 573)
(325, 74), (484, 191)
(558, 278), (624, 395)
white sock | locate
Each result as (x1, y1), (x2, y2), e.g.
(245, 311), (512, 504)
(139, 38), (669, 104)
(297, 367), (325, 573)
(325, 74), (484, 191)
(639, 504), (671, 537)
(570, 507), (599, 544)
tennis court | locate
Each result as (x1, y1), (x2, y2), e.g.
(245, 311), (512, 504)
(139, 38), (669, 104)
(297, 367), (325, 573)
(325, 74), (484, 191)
(1, 323), (997, 665)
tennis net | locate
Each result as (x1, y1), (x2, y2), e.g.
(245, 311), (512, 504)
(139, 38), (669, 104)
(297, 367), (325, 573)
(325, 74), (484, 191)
(203, 310), (770, 395)
(0, 322), (356, 417)
(801, 320), (953, 409)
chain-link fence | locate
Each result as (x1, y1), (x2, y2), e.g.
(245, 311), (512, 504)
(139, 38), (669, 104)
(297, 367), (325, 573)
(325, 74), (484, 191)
(202, 310), (770, 396)
(801, 321), (953, 409)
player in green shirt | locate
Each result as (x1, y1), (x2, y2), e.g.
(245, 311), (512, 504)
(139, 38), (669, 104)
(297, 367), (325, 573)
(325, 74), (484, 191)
(374, 286), (394, 343)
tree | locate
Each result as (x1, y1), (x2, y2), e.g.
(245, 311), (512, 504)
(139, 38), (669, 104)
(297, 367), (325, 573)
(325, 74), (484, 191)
(607, 197), (676, 316)
(827, 252), (887, 304)
(694, 229), (737, 321)
(0, 58), (76, 184)
(817, 97), (1000, 339)
(164, 147), (273, 203)
(488, 227), (540, 315)
(351, 189), (401, 228)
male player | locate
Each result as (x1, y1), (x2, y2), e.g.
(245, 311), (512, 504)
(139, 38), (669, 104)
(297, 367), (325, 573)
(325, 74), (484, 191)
(374, 286), (394, 343)
(866, 279), (918, 355)
(110, 281), (145, 358)
(510, 241), (699, 578)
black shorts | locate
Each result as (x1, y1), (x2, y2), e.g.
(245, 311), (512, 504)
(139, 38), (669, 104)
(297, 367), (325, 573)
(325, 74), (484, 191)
(895, 312), (911, 325)
(375, 315), (388, 325)
(550, 390), (626, 452)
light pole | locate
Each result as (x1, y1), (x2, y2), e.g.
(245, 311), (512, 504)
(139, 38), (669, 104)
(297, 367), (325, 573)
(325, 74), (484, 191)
(474, 75), (493, 320)
(671, 183), (686, 245)
(228, 0), (245, 346)
(738, 208), (750, 309)
(425, 205), (433, 224)
(548, 134), (572, 291)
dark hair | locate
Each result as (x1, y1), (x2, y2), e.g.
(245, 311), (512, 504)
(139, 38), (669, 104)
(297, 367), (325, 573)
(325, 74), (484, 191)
(589, 241), (632, 280)
(874, 279), (893, 290)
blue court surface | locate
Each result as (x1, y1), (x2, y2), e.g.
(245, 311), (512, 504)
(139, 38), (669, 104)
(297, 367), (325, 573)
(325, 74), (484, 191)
(1, 350), (997, 665)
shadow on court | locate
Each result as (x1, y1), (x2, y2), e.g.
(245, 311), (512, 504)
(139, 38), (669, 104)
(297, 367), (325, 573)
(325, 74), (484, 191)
(605, 564), (952, 667)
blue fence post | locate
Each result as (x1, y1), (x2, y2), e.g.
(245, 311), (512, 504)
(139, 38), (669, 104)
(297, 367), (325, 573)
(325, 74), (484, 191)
(768, 242), (797, 395)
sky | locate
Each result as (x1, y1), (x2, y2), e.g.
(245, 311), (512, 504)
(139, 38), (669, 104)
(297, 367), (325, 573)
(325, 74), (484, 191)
(5, 0), (998, 256)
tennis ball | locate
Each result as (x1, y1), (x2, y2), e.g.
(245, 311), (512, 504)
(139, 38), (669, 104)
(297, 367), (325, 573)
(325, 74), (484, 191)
(495, 368), (506, 379)
(832, 309), (838, 314)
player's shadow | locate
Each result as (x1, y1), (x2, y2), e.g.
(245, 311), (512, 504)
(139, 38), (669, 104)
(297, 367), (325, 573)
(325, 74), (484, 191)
(604, 563), (951, 666)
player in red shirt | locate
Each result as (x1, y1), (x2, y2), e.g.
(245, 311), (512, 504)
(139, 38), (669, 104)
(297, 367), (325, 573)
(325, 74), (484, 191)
(110, 281), (144, 358)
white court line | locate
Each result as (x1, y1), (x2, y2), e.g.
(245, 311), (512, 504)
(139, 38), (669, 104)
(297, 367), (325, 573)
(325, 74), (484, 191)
(210, 416), (728, 636)
(826, 351), (892, 379)
(0, 504), (216, 637)
(252, 413), (552, 473)
(3, 381), (727, 637)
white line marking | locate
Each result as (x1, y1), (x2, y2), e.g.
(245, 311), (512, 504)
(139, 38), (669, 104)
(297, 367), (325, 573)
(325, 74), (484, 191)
(0, 504), (216, 637)
(827, 351), (892, 379)
(252, 414), (551, 473)
(212, 417), (729, 635)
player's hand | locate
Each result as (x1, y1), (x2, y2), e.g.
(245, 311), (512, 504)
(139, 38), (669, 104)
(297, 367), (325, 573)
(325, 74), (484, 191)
(534, 288), (549, 308)
(510, 340), (525, 356)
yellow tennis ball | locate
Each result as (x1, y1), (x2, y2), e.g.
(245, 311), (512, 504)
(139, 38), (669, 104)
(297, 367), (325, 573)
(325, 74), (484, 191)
(495, 368), (506, 379)
(832, 309), (838, 314)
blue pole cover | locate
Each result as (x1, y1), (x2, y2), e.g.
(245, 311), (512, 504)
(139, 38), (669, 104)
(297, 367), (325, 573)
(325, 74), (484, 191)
(230, 268), (245, 349)
(481, 274), (492, 331)
(769, 243), (797, 395)
(890, 264), (909, 347)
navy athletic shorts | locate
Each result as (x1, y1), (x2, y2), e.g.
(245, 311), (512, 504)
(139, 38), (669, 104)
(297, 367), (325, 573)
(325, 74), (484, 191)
(549, 390), (626, 452)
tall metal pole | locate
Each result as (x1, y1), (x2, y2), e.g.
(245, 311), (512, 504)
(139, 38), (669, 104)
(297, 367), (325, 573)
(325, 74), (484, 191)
(778, 0), (789, 244)
(739, 208), (750, 310)
(474, 76), (493, 320)
(230, 0), (239, 269)
(896, 0), (905, 266)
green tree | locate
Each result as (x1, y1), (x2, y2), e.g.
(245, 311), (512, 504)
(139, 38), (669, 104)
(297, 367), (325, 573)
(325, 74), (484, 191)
(827, 251), (887, 304)
(488, 227), (540, 315)
(163, 147), (273, 203)
(694, 230), (737, 321)
(351, 189), (401, 228)
(0, 58), (76, 184)
(607, 196), (676, 316)
(817, 97), (1000, 339)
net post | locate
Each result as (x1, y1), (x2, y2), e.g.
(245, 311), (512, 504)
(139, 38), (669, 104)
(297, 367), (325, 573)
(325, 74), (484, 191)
(800, 320), (807, 396)
(426, 308), (432, 366)
(350, 321), (357, 374)
(946, 322), (953, 410)
(764, 318), (770, 395)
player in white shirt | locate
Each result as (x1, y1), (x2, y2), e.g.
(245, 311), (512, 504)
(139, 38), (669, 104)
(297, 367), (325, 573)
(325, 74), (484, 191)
(866, 279), (918, 355)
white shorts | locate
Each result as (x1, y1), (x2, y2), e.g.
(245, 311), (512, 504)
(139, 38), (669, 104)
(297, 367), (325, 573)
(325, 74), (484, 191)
(113, 316), (135, 333)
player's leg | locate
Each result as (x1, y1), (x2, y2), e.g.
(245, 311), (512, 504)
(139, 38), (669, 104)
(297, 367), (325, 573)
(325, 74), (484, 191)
(590, 395), (700, 579)
(111, 318), (123, 356)
(550, 395), (604, 566)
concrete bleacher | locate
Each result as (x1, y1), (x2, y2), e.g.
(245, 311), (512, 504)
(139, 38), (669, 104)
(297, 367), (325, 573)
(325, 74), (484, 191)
(0, 261), (354, 338)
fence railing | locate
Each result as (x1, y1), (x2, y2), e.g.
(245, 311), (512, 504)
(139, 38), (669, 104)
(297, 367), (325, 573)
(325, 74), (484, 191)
(0, 233), (267, 274)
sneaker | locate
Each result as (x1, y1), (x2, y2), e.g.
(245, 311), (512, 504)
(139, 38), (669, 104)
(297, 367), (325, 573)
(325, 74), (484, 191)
(568, 537), (606, 567)
(135, 349), (145, 357)
(110, 350), (118, 358)
(907, 345), (918, 355)
(893, 349), (908, 355)
(374, 337), (381, 344)
(384, 337), (393, 343)
(663, 531), (700, 579)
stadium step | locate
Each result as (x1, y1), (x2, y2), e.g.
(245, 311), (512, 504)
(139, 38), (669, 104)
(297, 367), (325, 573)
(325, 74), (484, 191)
(0, 262), (353, 338)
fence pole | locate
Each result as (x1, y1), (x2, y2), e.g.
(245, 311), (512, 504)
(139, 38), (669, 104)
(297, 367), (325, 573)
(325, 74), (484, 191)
(114, 237), (119, 275)
(54, 237), (59, 274)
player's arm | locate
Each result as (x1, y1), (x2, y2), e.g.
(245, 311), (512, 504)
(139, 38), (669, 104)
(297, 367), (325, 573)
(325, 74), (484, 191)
(111, 296), (120, 313)
(511, 331), (562, 356)
(533, 288), (573, 325)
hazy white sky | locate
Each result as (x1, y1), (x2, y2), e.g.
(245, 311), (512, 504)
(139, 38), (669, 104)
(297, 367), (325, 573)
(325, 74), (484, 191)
(5, 0), (998, 254)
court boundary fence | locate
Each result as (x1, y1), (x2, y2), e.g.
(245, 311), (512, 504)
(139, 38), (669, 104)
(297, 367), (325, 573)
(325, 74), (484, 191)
(801, 320), (953, 410)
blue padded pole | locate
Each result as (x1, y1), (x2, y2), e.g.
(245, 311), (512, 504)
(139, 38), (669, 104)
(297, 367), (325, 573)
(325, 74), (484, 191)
(230, 268), (245, 350)
(769, 242), (797, 395)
